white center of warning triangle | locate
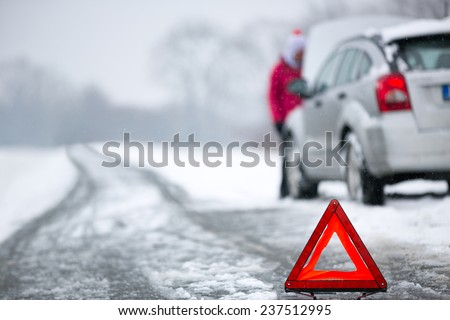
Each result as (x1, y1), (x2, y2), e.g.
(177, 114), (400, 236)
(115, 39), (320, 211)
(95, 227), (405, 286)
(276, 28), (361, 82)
(315, 233), (356, 271)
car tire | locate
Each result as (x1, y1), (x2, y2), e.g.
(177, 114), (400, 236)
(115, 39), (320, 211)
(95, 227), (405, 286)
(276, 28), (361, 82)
(298, 166), (319, 199)
(284, 152), (318, 199)
(345, 133), (384, 205)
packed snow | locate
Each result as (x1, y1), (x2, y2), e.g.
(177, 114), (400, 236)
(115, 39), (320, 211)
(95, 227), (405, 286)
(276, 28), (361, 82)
(0, 148), (77, 243)
(1, 145), (449, 299)
(119, 143), (450, 298)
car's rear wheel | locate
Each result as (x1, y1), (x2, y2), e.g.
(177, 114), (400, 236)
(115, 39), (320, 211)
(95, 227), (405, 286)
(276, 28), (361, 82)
(345, 133), (384, 205)
(298, 167), (319, 199)
(284, 151), (318, 199)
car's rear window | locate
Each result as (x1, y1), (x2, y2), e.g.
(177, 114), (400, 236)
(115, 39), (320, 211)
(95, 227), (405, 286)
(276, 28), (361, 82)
(393, 34), (450, 71)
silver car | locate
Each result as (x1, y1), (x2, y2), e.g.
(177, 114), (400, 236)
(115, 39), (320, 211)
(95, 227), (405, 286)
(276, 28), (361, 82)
(285, 18), (450, 205)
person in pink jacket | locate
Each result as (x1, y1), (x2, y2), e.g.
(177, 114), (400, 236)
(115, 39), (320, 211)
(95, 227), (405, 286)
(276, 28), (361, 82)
(268, 29), (306, 198)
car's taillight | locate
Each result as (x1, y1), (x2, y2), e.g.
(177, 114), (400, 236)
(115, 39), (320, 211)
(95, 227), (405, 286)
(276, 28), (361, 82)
(376, 73), (412, 112)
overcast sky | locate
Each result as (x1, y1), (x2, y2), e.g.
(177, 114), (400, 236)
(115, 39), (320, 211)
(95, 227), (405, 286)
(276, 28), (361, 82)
(0, 0), (308, 107)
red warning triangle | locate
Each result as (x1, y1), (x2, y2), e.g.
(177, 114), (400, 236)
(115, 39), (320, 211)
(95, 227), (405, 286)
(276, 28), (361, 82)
(285, 200), (387, 293)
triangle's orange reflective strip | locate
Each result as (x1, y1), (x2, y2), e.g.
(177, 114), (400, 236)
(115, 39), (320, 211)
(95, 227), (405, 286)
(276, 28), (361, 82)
(298, 215), (374, 281)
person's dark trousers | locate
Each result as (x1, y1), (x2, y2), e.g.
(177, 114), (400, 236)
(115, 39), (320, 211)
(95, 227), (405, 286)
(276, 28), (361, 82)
(275, 122), (290, 198)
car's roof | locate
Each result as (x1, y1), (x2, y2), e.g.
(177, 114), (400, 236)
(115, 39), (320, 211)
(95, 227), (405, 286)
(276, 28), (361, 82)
(303, 15), (411, 82)
(305, 17), (450, 82)
(338, 18), (450, 52)
(379, 18), (450, 43)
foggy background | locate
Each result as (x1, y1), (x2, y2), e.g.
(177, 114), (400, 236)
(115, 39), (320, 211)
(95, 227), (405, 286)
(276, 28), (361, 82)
(1, 0), (449, 146)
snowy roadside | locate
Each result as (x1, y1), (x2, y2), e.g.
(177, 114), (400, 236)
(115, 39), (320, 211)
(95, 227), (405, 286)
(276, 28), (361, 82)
(107, 144), (282, 206)
(0, 147), (77, 244)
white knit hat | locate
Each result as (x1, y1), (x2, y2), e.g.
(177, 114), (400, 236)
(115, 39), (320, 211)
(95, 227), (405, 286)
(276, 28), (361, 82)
(282, 29), (306, 69)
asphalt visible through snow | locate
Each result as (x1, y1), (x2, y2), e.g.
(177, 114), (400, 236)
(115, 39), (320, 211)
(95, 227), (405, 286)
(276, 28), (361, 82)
(0, 145), (449, 299)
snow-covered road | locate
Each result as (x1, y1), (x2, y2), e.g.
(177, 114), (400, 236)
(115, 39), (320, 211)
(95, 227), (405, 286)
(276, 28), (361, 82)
(0, 145), (449, 299)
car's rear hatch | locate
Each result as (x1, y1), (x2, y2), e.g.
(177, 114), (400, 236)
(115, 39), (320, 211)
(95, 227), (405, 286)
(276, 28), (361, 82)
(391, 33), (450, 131)
(406, 69), (450, 131)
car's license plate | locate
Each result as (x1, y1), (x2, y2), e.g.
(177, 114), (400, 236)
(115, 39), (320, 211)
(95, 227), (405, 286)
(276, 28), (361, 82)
(443, 85), (450, 101)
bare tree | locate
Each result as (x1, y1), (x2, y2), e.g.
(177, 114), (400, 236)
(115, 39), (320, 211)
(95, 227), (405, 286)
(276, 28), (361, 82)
(151, 23), (223, 136)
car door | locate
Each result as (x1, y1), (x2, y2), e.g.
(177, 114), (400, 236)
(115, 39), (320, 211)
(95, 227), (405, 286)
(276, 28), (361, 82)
(303, 51), (344, 178)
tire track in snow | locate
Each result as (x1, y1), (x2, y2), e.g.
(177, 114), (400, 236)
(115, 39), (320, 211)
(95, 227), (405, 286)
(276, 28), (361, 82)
(0, 145), (166, 299)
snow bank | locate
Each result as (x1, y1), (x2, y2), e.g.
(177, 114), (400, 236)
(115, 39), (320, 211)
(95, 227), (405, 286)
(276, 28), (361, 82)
(0, 148), (77, 243)
(98, 143), (281, 209)
(156, 152), (280, 210)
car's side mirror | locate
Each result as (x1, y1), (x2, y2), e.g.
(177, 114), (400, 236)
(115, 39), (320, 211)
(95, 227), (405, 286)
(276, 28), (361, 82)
(288, 79), (313, 99)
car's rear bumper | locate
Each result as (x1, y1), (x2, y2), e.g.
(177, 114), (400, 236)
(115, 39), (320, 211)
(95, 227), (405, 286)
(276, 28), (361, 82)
(361, 112), (450, 179)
